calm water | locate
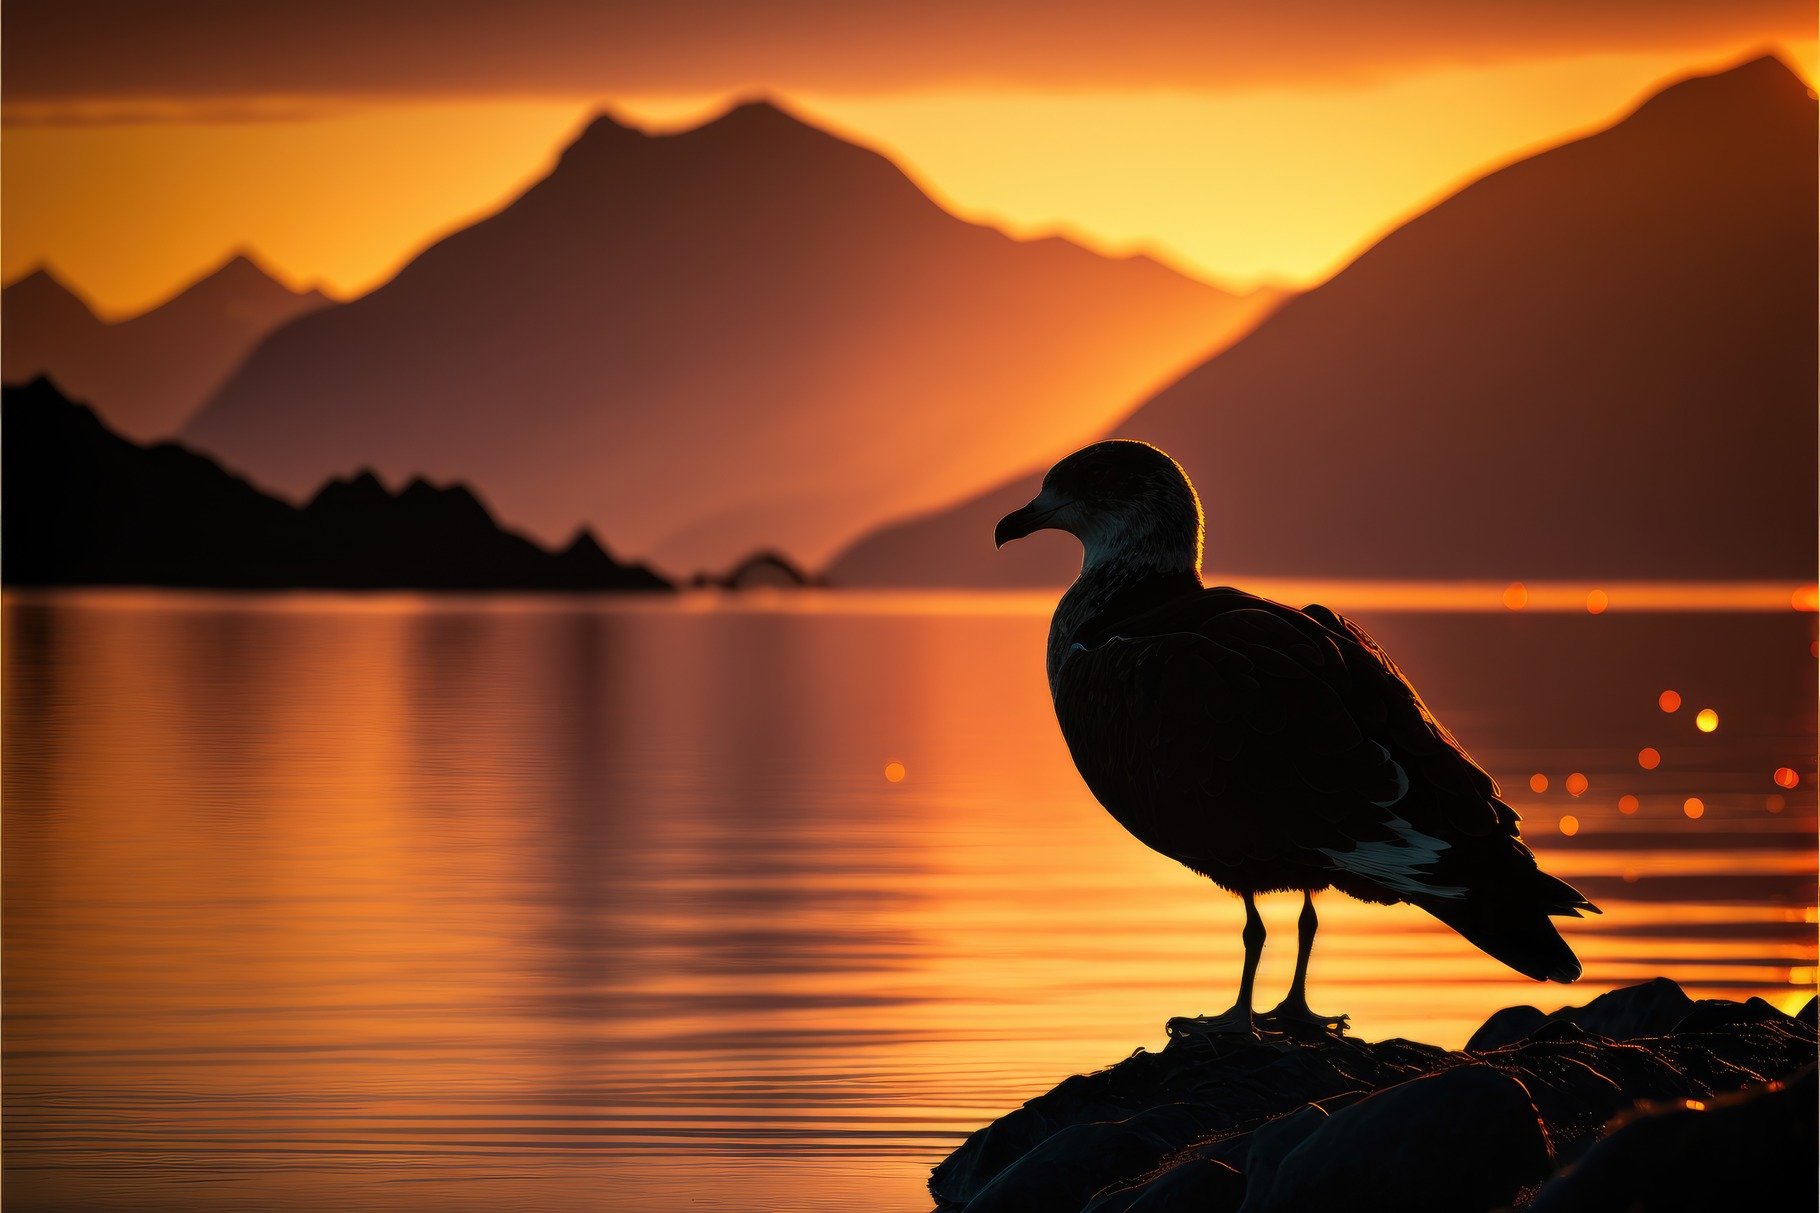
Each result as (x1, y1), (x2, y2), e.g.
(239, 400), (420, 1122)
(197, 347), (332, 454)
(5, 590), (1815, 1211)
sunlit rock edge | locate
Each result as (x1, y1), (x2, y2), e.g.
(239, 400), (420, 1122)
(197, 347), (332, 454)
(932, 977), (1818, 1212)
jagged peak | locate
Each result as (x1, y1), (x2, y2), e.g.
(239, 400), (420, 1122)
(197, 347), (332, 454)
(561, 527), (610, 560)
(555, 108), (652, 167)
(2, 264), (96, 312)
(1626, 51), (1815, 126)
(308, 468), (390, 508)
(689, 95), (835, 144)
(178, 248), (305, 300)
(4, 264), (71, 294)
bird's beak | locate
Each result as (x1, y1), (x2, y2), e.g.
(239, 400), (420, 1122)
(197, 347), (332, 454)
(995, 497), (1063, 549)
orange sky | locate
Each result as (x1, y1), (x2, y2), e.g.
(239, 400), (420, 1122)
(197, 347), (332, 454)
(2, 2), (1811, 316)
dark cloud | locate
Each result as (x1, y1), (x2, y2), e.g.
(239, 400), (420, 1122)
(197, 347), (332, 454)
(3, 0), (1808, 104)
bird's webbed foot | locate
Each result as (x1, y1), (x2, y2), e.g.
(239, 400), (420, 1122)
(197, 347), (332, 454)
(1165, 1006), (1258, 1042)
(1259, 997), (1350, 1037)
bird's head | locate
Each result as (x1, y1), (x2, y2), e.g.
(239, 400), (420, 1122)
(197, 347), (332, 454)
(995, 440), (1203, 575)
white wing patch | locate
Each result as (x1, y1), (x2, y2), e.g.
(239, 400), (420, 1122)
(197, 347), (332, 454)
(1319, 816), (1466, 899)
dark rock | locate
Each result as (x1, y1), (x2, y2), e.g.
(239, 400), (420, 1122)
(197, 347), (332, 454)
(1084, 1158), (1248, 1213)
(1242, 1064), (1553, 1212)
(929, 1035), (1450, 1208)
(1235, 1102), (1328, 1203)
(935, 980), (1817, 1211)
(1527, 1065), (1817, 1212)
(1466, 976), (1695, 1050)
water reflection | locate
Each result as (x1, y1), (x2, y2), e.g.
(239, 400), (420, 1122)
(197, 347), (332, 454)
(4, 592), (1815, 1211)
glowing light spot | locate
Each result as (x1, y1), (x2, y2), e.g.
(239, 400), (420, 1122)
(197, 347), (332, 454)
(1618, 794), (1639, 814)
(1766, 794), (1786, 814)
(1621, 867), (1640, 884)
(1657, 690), (1681, 713)
(1682, 796), (1705, 820)
(1565, 772), (1588, 797)
(1794, 966), (1819, 985)
(1584, 589), (1608, 615)
(1684, 1099), (1706, 1112)
(1792, 584), (1818, 612)
(1558, 814), (1580, 836)
(1638, 747), (1661, 771)
(1773, 767), (1799, 789)
(1694, 709), (1718, 733)
(1502, 582), (1528, 611)
(1528, 773), (1548, 793)
(883, 761), (907, 783)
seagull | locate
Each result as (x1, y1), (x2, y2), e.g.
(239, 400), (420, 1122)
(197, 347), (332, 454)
(995, 440), (1597, 1038)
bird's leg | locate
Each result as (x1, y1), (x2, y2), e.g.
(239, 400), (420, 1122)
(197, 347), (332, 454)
(1261, 891), (1349, 1035)
(1167, 893), (1264, 1041)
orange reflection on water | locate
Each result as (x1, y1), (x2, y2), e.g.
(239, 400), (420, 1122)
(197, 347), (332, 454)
(4, 591), (1815, 1212)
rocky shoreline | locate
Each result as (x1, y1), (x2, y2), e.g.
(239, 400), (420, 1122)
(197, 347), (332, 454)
(932, 979), (1816, 1212)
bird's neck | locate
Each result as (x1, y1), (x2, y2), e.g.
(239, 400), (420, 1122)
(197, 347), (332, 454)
(1047, 535), (1201, 693)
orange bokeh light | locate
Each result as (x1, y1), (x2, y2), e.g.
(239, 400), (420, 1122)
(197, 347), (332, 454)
(1528, 773), (1548, 793)
(1638, 747), (1661, 770)
(1502, 582), (1528, 611)
(1658, 690), (1681, 713)
(1773, 767), (1799, 789)
(1792, 585), (1819, 612)
(1766, 794), (1786, 813)
(1618, 794), (1639, 814)
(1584, 589), (1608, 615)
(1558, 814), (1580, 836)
(1565, 772), (1588, 796)
(883, 760), (907, 783)
(1694, 708), (1719, 733)
(1683, 796), (1705, 819)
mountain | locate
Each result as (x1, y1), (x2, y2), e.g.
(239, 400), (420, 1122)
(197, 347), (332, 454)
(1, 378), (669, 591)
(1, 254), (330, 441)
(179, 99), (1276, 572)
(828, 55), (1819, 587)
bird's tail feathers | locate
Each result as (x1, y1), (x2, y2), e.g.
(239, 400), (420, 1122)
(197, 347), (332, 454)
(1416, 889), (1587, 983)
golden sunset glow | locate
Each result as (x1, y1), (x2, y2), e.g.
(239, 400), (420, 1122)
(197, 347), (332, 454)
(6, 41), (1814, 314)
(5, 2), (1817, 1206)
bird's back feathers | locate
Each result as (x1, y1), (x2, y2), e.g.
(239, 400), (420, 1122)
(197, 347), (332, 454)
(1051, 584), (1597, 980)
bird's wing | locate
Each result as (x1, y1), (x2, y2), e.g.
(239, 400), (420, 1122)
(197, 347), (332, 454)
(1054, 587), (1511, 897)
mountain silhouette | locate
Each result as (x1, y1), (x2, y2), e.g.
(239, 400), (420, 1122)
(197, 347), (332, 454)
(828, 55), (1818, 586)
(2, 253), (330, 442)
(2, 377), (669, 591)
(179, 98), (1275, 572)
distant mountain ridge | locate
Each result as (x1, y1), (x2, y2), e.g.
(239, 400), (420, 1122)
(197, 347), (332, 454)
(2, 254), (331, 441)
(2, 378), (669, 591)
(180, 97), (1276, 572)
(829, 55), (1819, 587)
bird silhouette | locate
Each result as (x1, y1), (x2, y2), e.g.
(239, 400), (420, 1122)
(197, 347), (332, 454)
(995, 440), (1597, 1038)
